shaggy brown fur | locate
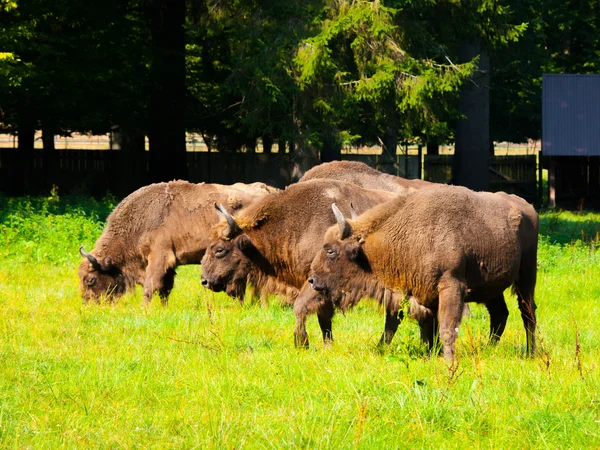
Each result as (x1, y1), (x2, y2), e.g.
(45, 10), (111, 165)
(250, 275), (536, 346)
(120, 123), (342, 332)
(200, 179), (399, 343)
(300, 160), (434, 193)
(306, 185), (538, 359)
(78, 180), (277, 305)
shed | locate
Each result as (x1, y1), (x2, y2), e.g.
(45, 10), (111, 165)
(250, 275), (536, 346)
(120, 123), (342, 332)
(542, 74), (600, 208)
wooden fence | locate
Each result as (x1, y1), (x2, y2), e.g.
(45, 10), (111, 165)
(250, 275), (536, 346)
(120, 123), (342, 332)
(424, 154), (538, 201)
(0, 149), (420, 195)
(548, 156), (600, 209)
(0, 148), (537, 201)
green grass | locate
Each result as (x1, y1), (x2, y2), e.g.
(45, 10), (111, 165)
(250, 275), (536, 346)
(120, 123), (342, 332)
(1, 195), (600, 448)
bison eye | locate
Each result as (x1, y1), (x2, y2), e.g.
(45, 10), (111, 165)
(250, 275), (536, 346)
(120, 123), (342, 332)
(326, 249), (337, 259)
(85, 277), (96, 287)
(215, 248), (228, 258)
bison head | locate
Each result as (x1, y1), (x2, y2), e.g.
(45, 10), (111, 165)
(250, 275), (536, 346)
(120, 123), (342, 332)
(308, 203), (372, 310)
(78, 246), (125, 303)
(200, 204), (257, 300)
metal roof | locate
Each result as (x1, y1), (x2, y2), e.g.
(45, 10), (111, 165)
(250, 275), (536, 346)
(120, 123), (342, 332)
(542, 74), (600, 156)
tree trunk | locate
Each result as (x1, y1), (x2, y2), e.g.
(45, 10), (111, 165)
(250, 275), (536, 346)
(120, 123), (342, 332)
(320, 127), (341, 162)
(427, 141), (439, 155)
(112, 126), (147, 195)
(277, 138), (286, 153)
(245, 137), (257, 153)
(381, 126), (397, 161)
(41, 124), (57, 191)
(148, 0), (187, 182)
(380, 125), (397, 175)
(17, 114), (36, 193)
(262, 135), (273, 154)
(452, 40), (490, 191)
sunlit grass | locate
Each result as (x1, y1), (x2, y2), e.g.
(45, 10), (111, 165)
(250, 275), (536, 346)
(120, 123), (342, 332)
(1, 196), (599, 448)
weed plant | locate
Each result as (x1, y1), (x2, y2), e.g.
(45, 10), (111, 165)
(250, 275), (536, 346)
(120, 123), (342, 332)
(0, 195), (599, 448)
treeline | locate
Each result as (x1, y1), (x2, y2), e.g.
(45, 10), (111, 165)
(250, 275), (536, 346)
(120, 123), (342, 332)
(1, 0), (598, 191)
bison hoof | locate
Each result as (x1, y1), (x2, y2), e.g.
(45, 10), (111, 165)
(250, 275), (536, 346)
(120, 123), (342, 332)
(294, 335), (310, 349)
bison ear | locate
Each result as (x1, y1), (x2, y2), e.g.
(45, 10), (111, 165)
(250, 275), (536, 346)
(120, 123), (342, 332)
(227, 195), (243, 211)
(235, 235), (253, 252)
(101, 256), (114, 271)
(344, 241), (362, 261)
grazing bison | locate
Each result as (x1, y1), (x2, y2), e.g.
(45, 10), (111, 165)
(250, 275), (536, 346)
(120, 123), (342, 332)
(199, 179), (398, 342)
(300, 160), (434, 193)
(78, 180), (277, 305)
(305, 185), (538, 359)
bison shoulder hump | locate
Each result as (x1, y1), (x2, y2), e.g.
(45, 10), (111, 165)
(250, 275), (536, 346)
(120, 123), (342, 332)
(507, 202), (523, 231)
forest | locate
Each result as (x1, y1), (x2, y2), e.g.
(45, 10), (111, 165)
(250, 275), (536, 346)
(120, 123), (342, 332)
(1, 0), (599, 190)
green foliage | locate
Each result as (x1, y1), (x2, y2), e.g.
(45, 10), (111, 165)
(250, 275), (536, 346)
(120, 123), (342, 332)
(294, 0), (482, 148)
(0, 194), (116, 264)
(0, 0), (149, 135)
(186, 1), (319, 148)
(1, 198), (600, 447)
(491, 0), (600, 142)
(2, 0), (598, 150)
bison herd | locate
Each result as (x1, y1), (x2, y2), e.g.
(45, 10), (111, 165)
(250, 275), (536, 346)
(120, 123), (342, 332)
(78, 161), (538, 359)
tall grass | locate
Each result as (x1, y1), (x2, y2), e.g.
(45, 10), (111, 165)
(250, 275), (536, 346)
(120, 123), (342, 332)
(1, 195), (599, 448)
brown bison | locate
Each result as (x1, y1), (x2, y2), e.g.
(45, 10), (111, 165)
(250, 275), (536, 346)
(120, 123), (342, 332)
(199, 179), (399, 342)
(78, 180), (277, 305)
(304, 185), (538, 359)
(300, 160), (434, 193)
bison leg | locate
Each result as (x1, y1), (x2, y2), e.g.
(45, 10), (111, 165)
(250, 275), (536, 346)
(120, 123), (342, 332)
(516, 274), (537, 357)
(294, 313), (309, 348)
(418, 313), (439, 354)
(143, 253), (176, 306)
(377, 290), (405, 346)
(485, 295), (509, 344)
(437, 276), (466, 361)
(379, 304), (404, 346)
(513, 249), (538, 356)
(158, 268), (176, 306)
(317, 300), (335, 345)
(378, 308), (403, 346)
(407, 298), (438, 352)
(293, 283), (315, 348)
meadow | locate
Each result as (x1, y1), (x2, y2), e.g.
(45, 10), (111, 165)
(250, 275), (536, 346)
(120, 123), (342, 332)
(1, 193), (599, 448)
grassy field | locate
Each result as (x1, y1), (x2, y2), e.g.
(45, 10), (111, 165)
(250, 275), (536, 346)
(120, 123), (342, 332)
(1, 194), (600, 448)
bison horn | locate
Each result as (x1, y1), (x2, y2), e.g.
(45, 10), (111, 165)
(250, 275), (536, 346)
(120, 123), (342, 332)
(332, 203), (351, 239)
(79, 246), (100, 267)
(214, 203), (241, 237)
(349, 202), (359, 221)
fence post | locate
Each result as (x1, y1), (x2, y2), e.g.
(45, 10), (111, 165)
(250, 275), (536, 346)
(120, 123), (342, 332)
(538, 150), (543, 206)
(417, 144), (422, 180)
(548, 157), (556, 208)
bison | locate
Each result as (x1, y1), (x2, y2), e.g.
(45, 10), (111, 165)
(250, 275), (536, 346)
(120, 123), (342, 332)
(78, 180), (277, 305)
(300, 160), (434, 193)
(199, 179), (399, 342)
(304, 185), (538, 359)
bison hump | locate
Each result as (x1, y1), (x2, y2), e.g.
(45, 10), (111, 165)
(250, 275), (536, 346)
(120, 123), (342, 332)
(507, 202), (522, 232)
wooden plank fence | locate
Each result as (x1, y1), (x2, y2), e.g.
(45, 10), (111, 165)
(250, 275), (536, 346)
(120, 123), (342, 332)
(424, 154), (538, 201)
(548, 156), (600, 208)
(0, 148), (537, 202)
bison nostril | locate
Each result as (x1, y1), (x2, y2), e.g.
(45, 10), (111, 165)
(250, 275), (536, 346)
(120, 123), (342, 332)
(201, 278), (209, 287)
(308, 278), (314, 286)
